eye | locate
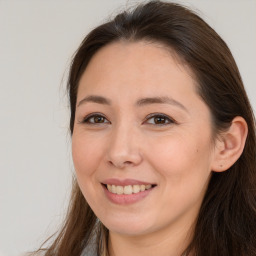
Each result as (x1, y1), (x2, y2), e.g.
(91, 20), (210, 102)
(144, 113), (175, 125)
(81, 113), (110, 125)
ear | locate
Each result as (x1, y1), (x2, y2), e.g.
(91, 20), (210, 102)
(211, 116), (248, 172)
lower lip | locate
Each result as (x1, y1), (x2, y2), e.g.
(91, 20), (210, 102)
(102, 185), (155, 205)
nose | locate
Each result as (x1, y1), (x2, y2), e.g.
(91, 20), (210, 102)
(106, 123), (143, 169)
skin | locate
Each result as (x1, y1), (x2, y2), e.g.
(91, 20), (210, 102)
(72, 41), (224, 256)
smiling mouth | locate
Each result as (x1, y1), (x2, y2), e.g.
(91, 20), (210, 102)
(103, 184), (156, 195)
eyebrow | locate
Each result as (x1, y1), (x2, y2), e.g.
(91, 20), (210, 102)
(77, 95), (187, 112)
(77, 95), (111, 107)
(136, 96), (188, 112)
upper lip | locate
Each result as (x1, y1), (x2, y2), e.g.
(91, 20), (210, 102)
(102, 178), (156, 186)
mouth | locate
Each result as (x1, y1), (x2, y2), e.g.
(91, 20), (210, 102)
(102, 183), (157, 195)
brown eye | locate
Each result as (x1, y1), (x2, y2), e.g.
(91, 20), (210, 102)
(145, 114), (174, 125)
(154, 116), (167, 124)
(93, 116), (105, 123)
(82, 114), (109, 124)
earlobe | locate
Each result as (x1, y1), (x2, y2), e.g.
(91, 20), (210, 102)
(211, 116), (248, 172)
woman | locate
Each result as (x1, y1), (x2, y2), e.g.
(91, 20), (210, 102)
(33, 1), (256, 255)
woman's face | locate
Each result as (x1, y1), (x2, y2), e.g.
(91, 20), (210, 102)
(72, 41), (217, 237)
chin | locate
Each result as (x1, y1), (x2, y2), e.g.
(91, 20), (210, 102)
(101, 215), (154, 236)
(109, 225), (151, 236)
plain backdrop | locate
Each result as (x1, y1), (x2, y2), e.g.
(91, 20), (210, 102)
(0, 0), (255, 255)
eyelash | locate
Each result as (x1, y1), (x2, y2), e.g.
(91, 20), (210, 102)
(143, 113), (176, 126)
(80, 112), (176, 126)
(80, 113), (110, 125)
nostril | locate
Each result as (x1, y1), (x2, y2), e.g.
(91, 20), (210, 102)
(124, 161), (133, 165)
(108, 160), (133, 168)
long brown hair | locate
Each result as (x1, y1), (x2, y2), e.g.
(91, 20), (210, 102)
(33, 1), (256, 255)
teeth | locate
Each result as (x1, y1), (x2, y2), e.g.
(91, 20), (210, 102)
(116, 186), (123, 195)
(133, 185), (140, 193)
(124, 185), (133, 195)
(140, 185), (145, 191)
(106, 184), (153, 194)
(111, 185), (116, 194)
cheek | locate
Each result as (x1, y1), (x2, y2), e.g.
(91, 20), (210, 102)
(146, 132), (213, 186)
(71, 133), (106, 209)
(72, 132), (104, 178)
(147, 134), (212, 216)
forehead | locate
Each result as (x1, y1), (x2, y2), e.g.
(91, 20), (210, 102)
(77, 41), (197, 99)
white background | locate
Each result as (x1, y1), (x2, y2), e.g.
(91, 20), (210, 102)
(0, 0), (255, 255)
